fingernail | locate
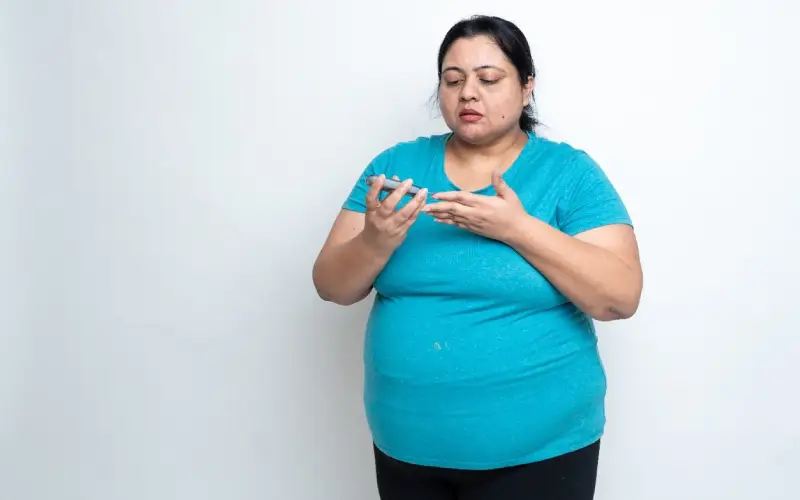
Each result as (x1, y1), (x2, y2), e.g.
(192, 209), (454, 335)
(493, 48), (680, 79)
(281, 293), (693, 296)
(419, 188), (428, 196)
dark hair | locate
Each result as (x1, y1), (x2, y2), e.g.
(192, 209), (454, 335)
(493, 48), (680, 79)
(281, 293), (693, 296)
(436, 15), (539, 131)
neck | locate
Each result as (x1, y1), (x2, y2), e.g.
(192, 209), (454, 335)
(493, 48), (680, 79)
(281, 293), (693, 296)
(449, 128), (528, 163)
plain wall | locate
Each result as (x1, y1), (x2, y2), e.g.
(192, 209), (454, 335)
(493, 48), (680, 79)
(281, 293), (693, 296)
(2, 1), (799, 499)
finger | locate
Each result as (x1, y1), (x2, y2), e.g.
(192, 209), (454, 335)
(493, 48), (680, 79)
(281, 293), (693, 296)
(432, 214), (463, 227)
(422, 201), (467, 216)
(431, 191), (480, 206)
(409, 194), (426, 222)
(431, 215), (454, 225)
(431, 212), (470, 229)
(379, 178), (413, 215)
(403, 196), (427, 228)
(438, 214), (469, 228)
(397, 187), (428, 221)
(365, 174), (385, 212)
(429, 210), (454, 226)
(452, 215), (471, 227)
(492, 169), (516, 198)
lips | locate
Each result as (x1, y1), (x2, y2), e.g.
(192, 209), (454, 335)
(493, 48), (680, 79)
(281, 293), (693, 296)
(459, 109), (483, 123)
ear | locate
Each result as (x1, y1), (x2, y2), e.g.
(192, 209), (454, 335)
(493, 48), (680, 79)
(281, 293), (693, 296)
(522, 76), (535, 107)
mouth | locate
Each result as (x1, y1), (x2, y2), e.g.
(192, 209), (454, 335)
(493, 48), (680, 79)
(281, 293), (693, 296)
(459, 109), (483, 122)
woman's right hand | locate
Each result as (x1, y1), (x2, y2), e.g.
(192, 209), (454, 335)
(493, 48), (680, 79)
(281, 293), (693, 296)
(360, 175), (428, 256)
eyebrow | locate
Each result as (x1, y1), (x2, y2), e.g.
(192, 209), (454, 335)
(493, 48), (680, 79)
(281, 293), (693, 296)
(442, 64), (507, 73)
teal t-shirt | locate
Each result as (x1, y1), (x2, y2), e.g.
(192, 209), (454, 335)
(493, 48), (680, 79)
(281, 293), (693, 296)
(342, 131), (632, 470)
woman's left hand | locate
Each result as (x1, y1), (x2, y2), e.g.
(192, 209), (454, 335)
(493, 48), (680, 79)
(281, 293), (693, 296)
(423, 170), (528, 242)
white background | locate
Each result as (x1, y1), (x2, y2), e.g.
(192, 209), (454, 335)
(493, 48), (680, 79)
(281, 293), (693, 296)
(2, 1), (799, 499)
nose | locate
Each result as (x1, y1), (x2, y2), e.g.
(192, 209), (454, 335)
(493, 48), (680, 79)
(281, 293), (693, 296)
(459, 76), (479, 101)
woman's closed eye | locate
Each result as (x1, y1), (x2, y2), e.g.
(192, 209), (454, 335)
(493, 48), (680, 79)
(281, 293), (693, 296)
(445, 77), (500, 86)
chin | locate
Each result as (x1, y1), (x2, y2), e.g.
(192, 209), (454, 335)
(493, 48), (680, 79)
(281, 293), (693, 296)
(451, 124), (495, 145)
(448, 117), (524, 146)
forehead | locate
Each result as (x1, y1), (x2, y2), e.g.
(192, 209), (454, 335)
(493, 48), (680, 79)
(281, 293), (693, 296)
(441, 35), (512, 71)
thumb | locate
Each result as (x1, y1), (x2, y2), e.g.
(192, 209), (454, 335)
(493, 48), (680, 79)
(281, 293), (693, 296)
(492, 170), (515, 198)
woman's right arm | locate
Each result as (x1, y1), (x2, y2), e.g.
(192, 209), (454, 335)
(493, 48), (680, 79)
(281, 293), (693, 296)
(312, 176), (427, 305)
(312, 211), (390, 305)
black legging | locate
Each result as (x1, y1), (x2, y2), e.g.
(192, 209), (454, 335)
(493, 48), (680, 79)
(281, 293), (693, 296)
(373, 440), (600, 500)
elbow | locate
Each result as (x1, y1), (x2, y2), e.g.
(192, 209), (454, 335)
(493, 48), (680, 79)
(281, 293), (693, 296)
(313, 282), (348, 305)
(313, 283), (337, 304)
(312, 264), (364, 306)
(592, 272), (643, 322)
(587, 289), (642, 322)
(316, 291), (365, 307)
(311, 262), (334, 303)
(590, 305), (636, 322)
(312, 267), (339, 304)
(315, 286), (361, 306)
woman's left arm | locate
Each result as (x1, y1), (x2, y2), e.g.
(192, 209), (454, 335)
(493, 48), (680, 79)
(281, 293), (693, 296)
(504, 218), (642, 321)
(424, 156), (642, 322)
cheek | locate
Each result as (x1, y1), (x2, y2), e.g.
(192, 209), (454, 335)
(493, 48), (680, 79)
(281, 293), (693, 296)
(439, 97), (452, 113)
(492, 99), (519, 123)
(440, 90), (460, 110)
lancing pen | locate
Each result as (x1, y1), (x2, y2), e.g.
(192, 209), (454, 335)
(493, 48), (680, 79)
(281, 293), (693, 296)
(365, 175), (424, 197)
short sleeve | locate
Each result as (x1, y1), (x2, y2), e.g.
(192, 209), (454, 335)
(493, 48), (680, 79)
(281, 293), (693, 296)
(341, 147), (394, 213)
(557, 151), (633, 236)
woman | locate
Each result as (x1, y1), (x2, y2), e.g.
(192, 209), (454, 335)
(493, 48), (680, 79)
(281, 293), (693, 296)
(312, 14), (643, 500)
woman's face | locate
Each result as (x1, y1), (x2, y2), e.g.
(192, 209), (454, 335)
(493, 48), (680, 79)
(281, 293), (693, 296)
(438, 35), (532, 145)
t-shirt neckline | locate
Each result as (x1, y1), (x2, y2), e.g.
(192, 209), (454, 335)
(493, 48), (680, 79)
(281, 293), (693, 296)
(435, 131), (535, 194)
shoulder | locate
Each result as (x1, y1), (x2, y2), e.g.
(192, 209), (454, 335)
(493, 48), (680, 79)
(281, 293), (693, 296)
(524, 134), (609, 184)
(533, 136), (631, 231)
(528, 134), (594, 167)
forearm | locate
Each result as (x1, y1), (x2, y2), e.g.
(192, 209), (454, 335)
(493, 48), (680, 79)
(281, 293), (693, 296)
(312, 233), (391, 306)
(505, 216), (641, 321)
